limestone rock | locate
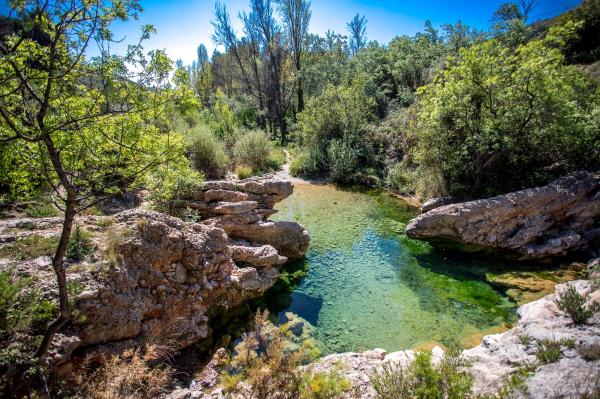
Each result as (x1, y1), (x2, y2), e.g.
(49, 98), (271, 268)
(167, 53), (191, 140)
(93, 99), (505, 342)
(186, 175), (309, 260)
(420, 196), (453, 213)
(406, 172), (600, 260)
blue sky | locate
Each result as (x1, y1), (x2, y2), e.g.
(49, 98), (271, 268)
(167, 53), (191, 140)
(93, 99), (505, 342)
(1, 0), (581, 65)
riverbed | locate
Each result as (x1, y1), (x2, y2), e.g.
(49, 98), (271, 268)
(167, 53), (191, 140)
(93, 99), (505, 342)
(271, 183), (518, 354)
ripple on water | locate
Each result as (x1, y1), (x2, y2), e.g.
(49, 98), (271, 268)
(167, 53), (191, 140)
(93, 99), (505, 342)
(272, 183), (517, 354)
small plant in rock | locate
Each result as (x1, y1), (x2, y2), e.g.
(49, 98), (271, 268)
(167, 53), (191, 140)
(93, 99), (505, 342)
(104, 226), (132, 267)
(536, 339), (564, 364)
(298, 365), (351, 399)
(66, 225), (94, 262)
(554, 285), (600, 324)
(578, 342), (600, 361)
(235, 164), (254, 180)
(518, 334), (532, 346)
(371, 347), (473, 399)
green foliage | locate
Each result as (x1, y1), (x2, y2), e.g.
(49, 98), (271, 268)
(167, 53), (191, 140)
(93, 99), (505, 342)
(327, 139), (358, 183)
(24, 201), (60, 218)
(267, 147), (287, 171)
(235, 165), (254, 180)
(297, 83), (374, 180)
(535, 339), (567, 364)
(185, 124), (229, 179)
(66, 225), (93, 262)
(371, 348), (473, 399)
(0, 271), (56, 335)
(234, 130), (272, 173)
(554, 285), (600, 324)
(414, 24), (600, 198)
(0, 235), (59, 261)
(298, 366), (351, 399)
(213, 89), (237, 145)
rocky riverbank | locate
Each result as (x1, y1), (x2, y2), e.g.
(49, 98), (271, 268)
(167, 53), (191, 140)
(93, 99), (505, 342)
(169, 264), (600, 399)
(0, 176), (308, 370)
(406, 171), (600, 260)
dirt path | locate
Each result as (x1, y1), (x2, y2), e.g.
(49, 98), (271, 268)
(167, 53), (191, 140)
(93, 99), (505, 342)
(274, 149), (321, 185)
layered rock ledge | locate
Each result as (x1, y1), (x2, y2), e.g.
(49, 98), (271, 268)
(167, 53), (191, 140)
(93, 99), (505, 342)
(406, 172), (600, 260)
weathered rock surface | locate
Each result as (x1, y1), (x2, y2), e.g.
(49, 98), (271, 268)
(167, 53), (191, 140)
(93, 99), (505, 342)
(0, 176), (309, 368)
(185, 175), (310, 260)
(406, 172), (600, 260)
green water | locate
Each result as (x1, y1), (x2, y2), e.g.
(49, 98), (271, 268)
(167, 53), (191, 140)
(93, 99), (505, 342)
(272, 183), (517, 354)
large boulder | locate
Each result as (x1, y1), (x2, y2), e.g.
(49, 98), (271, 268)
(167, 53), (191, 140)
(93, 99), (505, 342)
(406, 172), (600, 260)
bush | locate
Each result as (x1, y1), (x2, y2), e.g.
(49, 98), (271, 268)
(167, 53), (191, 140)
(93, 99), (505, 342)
(578, 342), (600, 361)
(536, 339), (570, 364)
(185, 125), (229, 179)
(235, 165), (254, 180)
(234, 130), (272, 172)
(77, 345), (173, 399)
(554, 285), (600, 324)
(267, 146), (287, 171)
(414, 24), (600, 198)
(297, 83), (375, 179)
(371, 348), (473, 399)
(146, 162), (204, 215)
(327, 139), (359, 183)
(66, 225), (94, 262)
(222, 309), (343, 399)
(298, 367), (351, 399)
(0, 271), (55, 335)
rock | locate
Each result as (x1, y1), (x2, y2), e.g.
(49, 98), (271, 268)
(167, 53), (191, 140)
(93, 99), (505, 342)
(185, 175), (309, 260)
(406, 172), (600, 260)
(420, 197), (453, 213)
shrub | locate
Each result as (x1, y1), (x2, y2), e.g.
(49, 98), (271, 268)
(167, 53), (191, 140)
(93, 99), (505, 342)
(222, 309), (332, 399)
(24, 201), (59, 218)
(104, 226), (132, 267)
(554, 285), (600, 324)
(371, 348), (473, 399)
(234, 130), (272, 172)
(0, 271), (56, 335)
(535, 339), (564, 364)
(235, 164), (254, 180)
(0, 235), (59, 261)
(267, 146), (287, 171)
(298, 367), (351, 399)
(577, 342), (600, 361)
(66, 225), (94, 262)
(414, 24), (600, 198)
(185, 125), (229, 179)
(77, 345), (174, 399)
(386, 161), (417, 194)
(289, 150), (310, 177)
(328, 139), (358, 183)
(146, 162), (204, 215)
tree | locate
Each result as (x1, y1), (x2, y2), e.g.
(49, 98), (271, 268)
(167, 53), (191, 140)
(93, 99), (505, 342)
(278, 0), (311, 113)
(0, 0), (190, 358)
(347, 14), (367, 55)
(414, 23), (599, 197)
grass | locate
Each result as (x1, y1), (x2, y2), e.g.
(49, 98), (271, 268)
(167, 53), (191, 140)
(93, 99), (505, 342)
(0, 234), (59, 261)
(104, 226), (132, 266)
(578, 342), (600, 361)
(235, 164), (254, 180)
(535, 338), (575, 364)
(24, 201), (60, 218)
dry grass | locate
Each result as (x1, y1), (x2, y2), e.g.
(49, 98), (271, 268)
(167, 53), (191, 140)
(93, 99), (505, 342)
(103, 226), (132, 266)
(77, 345), (174, 399)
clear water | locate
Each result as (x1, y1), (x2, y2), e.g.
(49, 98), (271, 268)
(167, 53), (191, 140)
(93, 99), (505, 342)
(272, 183), (517, 354)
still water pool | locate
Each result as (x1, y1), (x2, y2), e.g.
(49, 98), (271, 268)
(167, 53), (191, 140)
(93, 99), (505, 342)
(271, 183), (517, 354)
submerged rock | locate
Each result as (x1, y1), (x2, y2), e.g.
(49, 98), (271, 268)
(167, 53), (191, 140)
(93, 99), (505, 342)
(406, 172), (600, 260)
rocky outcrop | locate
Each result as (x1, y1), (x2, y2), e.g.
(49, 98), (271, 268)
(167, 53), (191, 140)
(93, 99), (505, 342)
(184, 175), (310, 260)
(0, 176), (309, 367)
(406, 172), (600, 260)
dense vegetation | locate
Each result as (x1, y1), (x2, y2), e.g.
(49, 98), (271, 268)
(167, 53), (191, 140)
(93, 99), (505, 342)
(0, 0), (599, 396)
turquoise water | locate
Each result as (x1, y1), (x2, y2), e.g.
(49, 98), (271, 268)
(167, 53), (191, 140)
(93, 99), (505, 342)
(272, 183), (517, 354)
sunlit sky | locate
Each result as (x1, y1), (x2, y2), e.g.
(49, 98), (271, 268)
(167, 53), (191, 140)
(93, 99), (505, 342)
(1, 0), (581, 65)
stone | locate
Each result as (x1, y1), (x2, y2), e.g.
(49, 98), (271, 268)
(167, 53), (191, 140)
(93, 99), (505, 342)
(420, 197), (453, 213)
(406, 172), (600, 260)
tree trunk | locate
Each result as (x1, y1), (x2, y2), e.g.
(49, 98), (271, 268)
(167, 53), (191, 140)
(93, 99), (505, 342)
(35, 192), (76, 358)
(296, 57), (304, 113)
